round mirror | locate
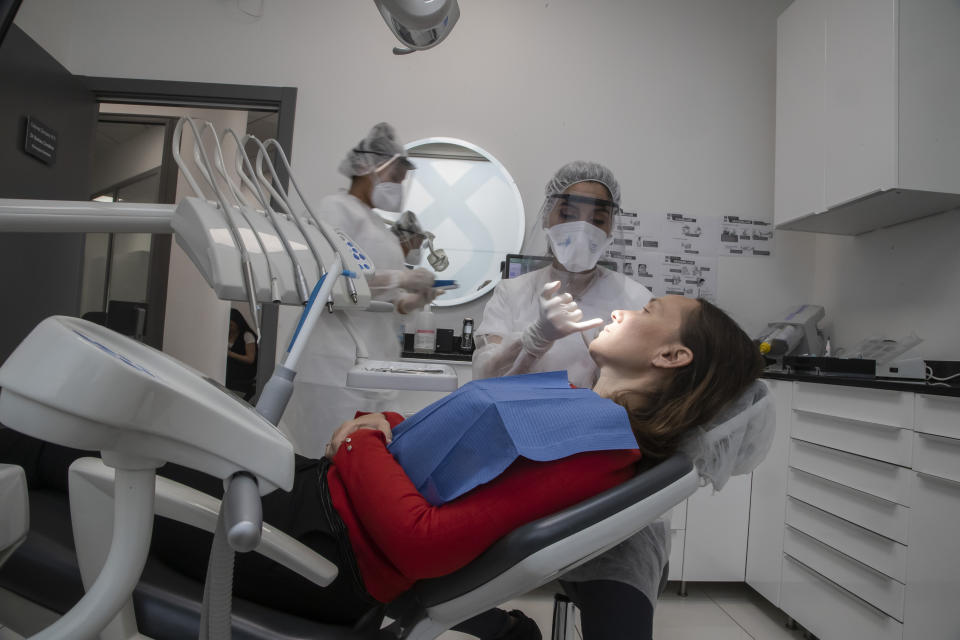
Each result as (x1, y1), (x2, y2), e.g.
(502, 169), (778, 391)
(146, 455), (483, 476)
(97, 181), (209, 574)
(399, 138), (524, 306)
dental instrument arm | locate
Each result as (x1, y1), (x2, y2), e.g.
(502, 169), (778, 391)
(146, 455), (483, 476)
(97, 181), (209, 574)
(211, 127), (282, 303)
(253, 140), (332, 302)
(229, 134), (310, 303)
(195, 122), (281, 305)
(260, 138), (356, 307)
(173, 117), (262, 338)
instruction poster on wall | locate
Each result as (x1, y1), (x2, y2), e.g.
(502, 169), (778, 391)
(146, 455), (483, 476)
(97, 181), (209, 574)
(720, 216), (774, 256)
(606, 210), (770, 299)
(661, 213), (722, 256)
(657, 254), (718, 302)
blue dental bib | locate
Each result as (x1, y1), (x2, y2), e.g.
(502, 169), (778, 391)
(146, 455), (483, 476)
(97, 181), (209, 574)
(387, 371), (638, 505)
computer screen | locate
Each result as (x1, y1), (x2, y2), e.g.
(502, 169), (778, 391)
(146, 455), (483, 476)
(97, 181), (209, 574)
(501, 254), (617, 279)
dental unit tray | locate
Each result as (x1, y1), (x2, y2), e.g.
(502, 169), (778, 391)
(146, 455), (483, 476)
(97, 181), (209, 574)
(348, 360), (459, 392)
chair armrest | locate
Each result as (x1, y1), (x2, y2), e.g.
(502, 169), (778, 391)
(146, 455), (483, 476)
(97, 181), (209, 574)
(69, 457), (338, 587)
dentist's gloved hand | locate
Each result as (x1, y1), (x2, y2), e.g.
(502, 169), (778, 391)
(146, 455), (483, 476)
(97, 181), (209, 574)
(398, 267), (436, 293)
(370, 268), (436, 298)
(520, 281), (603, 358)
(395, 287), (444, 314)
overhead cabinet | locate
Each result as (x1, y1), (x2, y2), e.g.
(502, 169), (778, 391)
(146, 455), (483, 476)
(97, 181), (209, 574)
(774, 0), (960, 234)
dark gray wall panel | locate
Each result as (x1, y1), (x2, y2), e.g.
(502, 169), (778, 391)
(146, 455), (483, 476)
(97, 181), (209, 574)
(0, 25), (95, 363)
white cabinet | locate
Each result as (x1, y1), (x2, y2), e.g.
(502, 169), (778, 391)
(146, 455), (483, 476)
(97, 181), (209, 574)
(902, 473), (960, 640)
(751, 378), (960, 639)
(681, 474), (751, 581)
(822, 0), (897, 209)
(780, 382), (914, 638)
(774, 0), (825, 225)
(902, 398), (960, 640)
(774, 0), (960, 234)
(746, 379), (792, 605)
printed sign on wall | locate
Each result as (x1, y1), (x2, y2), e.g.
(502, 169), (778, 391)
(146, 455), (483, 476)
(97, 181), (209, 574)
(23, 116), (58, 165)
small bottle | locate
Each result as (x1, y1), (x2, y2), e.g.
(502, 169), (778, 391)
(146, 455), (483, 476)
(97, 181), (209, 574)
(414, 305), (437, 354)
(460, 317), (474, 352)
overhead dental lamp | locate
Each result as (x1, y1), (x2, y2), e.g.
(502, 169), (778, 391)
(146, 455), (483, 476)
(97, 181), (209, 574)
(373, 0), (460, 55)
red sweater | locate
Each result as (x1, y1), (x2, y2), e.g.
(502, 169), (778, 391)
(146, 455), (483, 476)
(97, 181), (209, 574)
(326, 411), (643, 602)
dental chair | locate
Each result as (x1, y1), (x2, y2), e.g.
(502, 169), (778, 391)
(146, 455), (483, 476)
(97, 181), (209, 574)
(0, 315), (700, 640)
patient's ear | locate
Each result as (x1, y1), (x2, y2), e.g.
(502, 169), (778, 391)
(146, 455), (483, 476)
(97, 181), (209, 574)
(652, 343), (693, 370)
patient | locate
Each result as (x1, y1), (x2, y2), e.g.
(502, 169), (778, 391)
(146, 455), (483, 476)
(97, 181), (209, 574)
(0, 296), (763, 637)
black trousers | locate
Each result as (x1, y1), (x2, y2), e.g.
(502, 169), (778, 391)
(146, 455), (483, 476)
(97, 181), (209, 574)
(559, 579), (654, 640)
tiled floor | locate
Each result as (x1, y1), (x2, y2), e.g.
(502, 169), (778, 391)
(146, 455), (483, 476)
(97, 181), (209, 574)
(0, 582), (809, 640)
(440, 581), (809, 640)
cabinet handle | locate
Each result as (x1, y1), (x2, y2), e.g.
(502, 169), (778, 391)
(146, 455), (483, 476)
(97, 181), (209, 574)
(785, 525), (895, 584)
(793, 408), (904, 431)
(916, 431), (960, 447)
(783, 553), (891, 621)
(788, 466), (901, 508)
(916, 471), (960, 490)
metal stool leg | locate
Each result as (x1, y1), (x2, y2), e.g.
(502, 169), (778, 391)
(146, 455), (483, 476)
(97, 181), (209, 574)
(551, 594), (579, 640)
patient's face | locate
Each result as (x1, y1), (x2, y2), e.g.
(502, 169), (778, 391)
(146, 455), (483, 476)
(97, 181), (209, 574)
(589, 296), (698, 370)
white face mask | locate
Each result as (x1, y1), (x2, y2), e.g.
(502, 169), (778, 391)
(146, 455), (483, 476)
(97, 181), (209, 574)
(371, 181), (404, 212)
(546, 221), (612, 272)
(405, 248), (423, 265)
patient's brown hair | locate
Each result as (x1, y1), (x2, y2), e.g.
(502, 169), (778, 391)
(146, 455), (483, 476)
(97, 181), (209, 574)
(612, 299), (764, 460)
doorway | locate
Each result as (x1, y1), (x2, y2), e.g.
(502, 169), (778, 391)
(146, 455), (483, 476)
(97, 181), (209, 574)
(81, 78), (297, 397)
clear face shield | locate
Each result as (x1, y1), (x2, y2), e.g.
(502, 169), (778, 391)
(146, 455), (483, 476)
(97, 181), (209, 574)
(523, 187), (624, 274)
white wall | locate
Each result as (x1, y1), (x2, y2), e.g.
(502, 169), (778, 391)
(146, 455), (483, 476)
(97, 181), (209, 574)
(811, 208), (960, 359)
(90, 122), (164, 195)
(16, 0), (810, 355)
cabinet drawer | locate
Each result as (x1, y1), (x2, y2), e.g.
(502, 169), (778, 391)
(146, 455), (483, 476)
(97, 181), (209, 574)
(903, 472), (960, 640)
(792, 409), (912, 466)
(793, 383), (912, 428)
(912, 431), (960, 484)
(668, 529), (684, 581)
(915, 394), (960, 440)
(783, 527), (905, 620)
(781, 554), (902, 640)
(785, 497), (906, 581)
(787, 468), (908, 544)
(789, 439), (911, 506)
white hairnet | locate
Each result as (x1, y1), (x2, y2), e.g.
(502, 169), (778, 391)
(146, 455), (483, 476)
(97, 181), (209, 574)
(678, 380), (775, 491)
(338, 122), (414, 178)
(544, 161), (621, 206)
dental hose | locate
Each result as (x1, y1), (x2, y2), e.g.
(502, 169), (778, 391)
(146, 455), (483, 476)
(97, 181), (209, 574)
(199, 509), (235, 640)
(197, 264), (346, 640)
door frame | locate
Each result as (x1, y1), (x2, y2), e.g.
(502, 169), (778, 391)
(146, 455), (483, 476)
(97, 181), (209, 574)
(82, 77), (298, 398)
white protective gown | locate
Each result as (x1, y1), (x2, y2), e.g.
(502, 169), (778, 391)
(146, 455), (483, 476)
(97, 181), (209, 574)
(283, 191), (406, 458)
(474, 265), (674, 605)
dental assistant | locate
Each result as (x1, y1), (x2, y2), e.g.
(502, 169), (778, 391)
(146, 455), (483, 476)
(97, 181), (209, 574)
(283, 123), (440, 459)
